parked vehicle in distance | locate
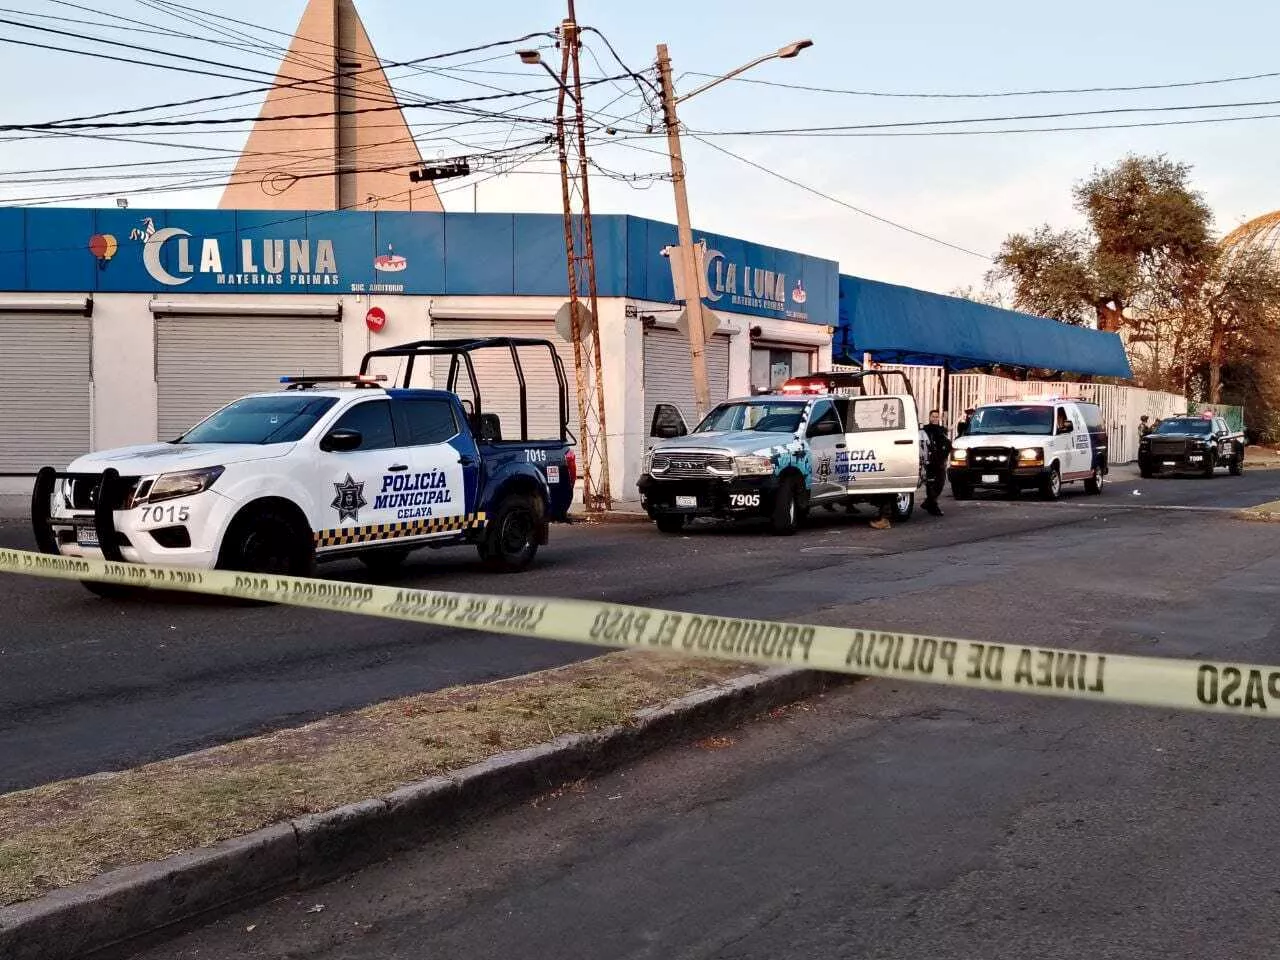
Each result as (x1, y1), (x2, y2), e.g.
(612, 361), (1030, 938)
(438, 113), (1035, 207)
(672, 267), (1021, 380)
(948, 398), (1108, 501)
(1138, 414), (1244, 478)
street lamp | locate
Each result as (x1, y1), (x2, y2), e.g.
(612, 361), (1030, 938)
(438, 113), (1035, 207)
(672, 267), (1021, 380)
(675, 40), (814, 105)
(515, 48), (577, 101)
(655, 39), (813, 419)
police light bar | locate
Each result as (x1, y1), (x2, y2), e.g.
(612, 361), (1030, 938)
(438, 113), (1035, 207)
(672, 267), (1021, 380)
(780, 376), (827, 395)
(279, 374), (388, 387)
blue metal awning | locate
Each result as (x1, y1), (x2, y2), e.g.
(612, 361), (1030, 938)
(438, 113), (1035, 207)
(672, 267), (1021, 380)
(837, 275), (1133, 378)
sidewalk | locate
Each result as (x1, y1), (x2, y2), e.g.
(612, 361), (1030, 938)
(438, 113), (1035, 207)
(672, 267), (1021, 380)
(0, 494), (27, 522)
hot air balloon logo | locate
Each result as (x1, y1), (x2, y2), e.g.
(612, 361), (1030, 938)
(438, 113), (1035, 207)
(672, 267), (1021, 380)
(88, 233), (118, 270)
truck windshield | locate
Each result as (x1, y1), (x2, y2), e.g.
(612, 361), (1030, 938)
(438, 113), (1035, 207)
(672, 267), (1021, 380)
(695, 401), (806, 434)
(1153, 418), (1211, 435)
(967, 405), (1054, 436)
(176, 395), (339, 445)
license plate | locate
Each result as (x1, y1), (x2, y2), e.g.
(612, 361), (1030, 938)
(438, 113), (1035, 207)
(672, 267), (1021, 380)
(675, 495), (697, 508)
(1162, 461), (1175, 467)
(981, 474), (1000, 484)
(75, 523), (99, 547)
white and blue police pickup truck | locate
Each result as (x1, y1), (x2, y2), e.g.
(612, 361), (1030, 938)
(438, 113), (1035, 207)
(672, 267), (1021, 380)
(947, 397), (1108, 500)
(637, 371), (926, 535)
(31, 337), (576, 596)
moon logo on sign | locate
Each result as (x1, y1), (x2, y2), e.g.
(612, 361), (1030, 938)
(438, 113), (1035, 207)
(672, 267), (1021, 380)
(141, 227), (192, 286)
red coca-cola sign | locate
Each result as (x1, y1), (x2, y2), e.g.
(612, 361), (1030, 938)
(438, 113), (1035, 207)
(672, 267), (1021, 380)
(365, 306), (387, 333)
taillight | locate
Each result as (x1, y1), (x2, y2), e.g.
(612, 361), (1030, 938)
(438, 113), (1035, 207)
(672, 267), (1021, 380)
(565, 449), (578, 486)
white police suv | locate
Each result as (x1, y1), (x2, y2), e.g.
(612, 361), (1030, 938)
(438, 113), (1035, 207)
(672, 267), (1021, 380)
(31, 338), (578, 596)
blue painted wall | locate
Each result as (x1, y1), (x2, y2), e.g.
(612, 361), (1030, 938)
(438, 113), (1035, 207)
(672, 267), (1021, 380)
(0, 209), (838, 326)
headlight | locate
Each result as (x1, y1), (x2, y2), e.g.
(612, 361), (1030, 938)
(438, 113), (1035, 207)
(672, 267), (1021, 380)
(145, 466), (225, 503)
(950, 450), (968, 465)
(733, 455), (773, 476)
(1018, 447), (1044, 464)
(642, 451), (654, 474)
(59, 478), (74, 509)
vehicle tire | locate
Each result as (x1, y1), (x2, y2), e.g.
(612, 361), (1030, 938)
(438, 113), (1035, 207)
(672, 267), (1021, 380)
(1084, 466), (1105, 496)
(478, 493), (543, 572)
(1201, 452), (1216, 478)
(1039, 464), (1062, 501)
(654, 514), (686, 534)
(951, 481), (973, 501)
(891, 492), (915, 522)
(218, 504), (314, 577)
(1230, 451), (1245, 476)
(358, 547), (411, 574)
(770, 480), (799, 536)
(80, 580), (138, 600)
(1139, 463), (1153, 479)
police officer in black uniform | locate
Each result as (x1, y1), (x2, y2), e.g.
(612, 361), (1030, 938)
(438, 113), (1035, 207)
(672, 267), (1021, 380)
(922, 409), (951, 517)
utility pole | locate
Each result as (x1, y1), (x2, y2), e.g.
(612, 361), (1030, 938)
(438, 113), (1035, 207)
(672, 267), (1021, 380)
(553, 5), (612, 511)
(655, 44), (712, 421)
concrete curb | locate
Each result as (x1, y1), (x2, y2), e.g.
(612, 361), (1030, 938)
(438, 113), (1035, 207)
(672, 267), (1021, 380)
(0, 667), (844, 960)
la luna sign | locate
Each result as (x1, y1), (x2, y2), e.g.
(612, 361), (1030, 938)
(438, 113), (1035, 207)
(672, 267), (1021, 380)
(142, 227), (340, 287)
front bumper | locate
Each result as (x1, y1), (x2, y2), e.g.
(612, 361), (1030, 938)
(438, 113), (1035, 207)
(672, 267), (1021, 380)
(1139, 450), (1210, 474)
(33, 466), (230, 568)
(947, 464), (1048, 488)
(637, 473), (782, 519)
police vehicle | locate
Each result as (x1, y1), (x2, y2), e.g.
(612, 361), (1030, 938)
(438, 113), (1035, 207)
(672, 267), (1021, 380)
(1138, 413), (1245, 478)
(31, 338), (576, 596)
(947, 398), (1107, 500)
(637, 370), (925, 534)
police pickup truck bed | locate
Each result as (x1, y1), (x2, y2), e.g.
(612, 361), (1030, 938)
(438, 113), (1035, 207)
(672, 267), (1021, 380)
(1138, 414), (1245, 478)
(32, 337), (576, 596)
(638, 371), (925, 534)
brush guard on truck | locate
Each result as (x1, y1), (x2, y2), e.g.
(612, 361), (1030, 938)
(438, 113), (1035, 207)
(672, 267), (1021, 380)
(26, 466), (131, 562)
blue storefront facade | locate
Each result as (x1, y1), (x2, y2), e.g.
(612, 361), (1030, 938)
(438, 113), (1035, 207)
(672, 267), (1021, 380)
(0, 208), (841, 498)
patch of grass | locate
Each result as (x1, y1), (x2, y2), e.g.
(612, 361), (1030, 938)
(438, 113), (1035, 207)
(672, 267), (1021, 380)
(0, 652), (752, 907)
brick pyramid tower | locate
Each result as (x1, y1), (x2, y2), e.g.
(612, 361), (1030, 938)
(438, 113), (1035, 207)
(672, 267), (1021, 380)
(218, 0), (442, 211)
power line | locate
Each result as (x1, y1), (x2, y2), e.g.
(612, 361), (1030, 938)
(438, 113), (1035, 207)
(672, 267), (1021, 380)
(681, 67), (1280, 99)
(0, 75), (628, 132)
(687, 134), (991, 260)
(689, 95), (1280, 136)
(713, 110), (1280, 138)
(5, 26), (558, 128)
(0, 136), (553, 206)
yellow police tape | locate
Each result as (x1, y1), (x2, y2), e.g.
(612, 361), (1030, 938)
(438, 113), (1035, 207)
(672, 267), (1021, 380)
(1, 546), (1275, 718)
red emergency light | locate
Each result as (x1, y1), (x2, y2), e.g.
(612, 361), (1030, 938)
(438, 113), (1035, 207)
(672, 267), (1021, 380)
(779, 376), (827, 395)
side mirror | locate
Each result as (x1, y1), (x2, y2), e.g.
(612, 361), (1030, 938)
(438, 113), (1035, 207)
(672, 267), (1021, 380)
(807, 419), (839, 438)
(650, 403), (688, 439)
(320, 428), (362, 452)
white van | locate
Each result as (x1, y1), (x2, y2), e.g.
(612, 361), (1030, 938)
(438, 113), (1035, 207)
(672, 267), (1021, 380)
(947, 399), (1108, 500)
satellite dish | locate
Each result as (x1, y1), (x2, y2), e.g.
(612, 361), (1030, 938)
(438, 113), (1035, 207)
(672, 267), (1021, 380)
(675, 306), (719, 341)
(554, 300), (596, 342)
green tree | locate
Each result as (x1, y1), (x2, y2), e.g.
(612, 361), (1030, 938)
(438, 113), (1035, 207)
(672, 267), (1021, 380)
(987, 154), (1280, 419)
(990, 155), (1212, 334)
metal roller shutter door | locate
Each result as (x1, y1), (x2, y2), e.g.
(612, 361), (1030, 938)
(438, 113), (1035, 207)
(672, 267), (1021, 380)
(429, 320), (577, 442)
(0, 317), (92, 471)
(156, 316), (341, 440)
(643, 328), (729, 433)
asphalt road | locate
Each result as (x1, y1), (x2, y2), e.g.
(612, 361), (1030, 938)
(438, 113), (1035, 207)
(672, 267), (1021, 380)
(128, 467), (1280, 960)
(1, 467), (1276, 793)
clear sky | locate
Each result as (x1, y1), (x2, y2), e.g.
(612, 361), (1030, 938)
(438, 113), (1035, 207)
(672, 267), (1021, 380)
(2, 0), (1278, 296)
